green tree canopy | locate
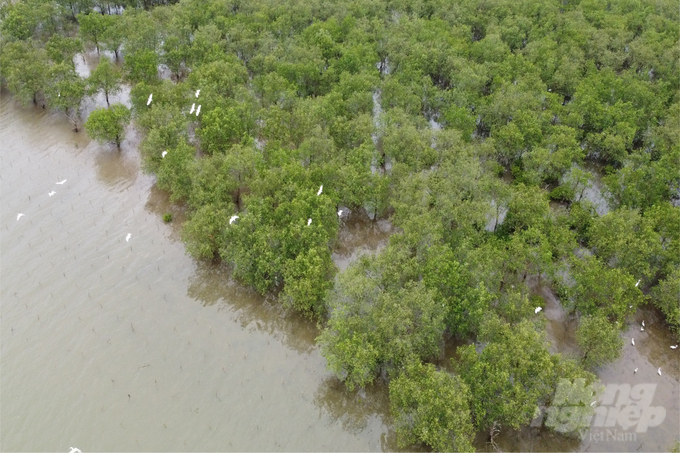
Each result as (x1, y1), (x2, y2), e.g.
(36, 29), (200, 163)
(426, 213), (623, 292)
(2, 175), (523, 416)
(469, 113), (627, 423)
(87, 58), (122, 106)
(390, 361), (475, 452)
(85, 103), (131, 148)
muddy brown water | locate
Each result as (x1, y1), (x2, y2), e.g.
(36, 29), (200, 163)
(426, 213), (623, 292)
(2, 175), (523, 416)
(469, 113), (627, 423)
(0, 89), (394, 451)
(2, 54), (678, 452)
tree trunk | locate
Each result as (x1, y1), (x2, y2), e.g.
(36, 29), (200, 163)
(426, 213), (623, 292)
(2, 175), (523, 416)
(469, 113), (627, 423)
(114, 49), (119, 60)
(105, 91), (110, 106)
(116, 135), (121, 149)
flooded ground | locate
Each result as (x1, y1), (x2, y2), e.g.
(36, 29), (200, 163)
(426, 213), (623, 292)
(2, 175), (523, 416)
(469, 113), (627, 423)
(1, 53), (677, 452)
(0, 90), (395, 451)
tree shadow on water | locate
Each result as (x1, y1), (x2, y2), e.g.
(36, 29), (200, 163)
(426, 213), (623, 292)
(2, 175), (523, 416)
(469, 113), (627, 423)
(313, 376), (412, 451)
(185, 259), (320, 355)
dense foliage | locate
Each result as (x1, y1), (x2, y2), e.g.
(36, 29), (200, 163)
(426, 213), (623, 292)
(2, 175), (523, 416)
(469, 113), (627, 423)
(2, 0), (678, 450)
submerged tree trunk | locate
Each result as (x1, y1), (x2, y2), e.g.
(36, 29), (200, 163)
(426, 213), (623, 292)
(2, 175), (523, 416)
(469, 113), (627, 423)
(65, 108), (79, 132)
(490, 421), (502, 452)
(105, 91), (110, 106)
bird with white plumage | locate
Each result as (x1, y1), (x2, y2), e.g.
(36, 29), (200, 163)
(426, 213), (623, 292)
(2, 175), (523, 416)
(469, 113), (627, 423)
(147, 93), (153, 106)
(229, 215), (239, 225)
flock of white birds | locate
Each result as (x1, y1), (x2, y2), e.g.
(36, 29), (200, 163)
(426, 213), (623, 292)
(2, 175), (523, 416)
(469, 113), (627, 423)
(629, 317), (678, 377)
(16, 178), (134, 243)
(20, 85), (673, 444)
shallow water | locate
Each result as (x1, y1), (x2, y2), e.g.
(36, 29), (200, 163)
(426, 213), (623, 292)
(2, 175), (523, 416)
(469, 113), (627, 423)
(0, 92), (395, 451)
(1, 63), (677, 451)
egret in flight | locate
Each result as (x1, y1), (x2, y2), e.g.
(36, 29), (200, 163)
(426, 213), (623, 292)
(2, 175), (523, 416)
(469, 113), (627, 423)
(17, 213), (24, 221)
(534, 307), (542, 314)
(196, 105), (201, 116)
(69, 448), (82, 453)
(190, 103), (195, 114)
(195, 89), (200, 98)
(229, 215), (239, 225)
(636, 279), (641, 287)
(162, 151), (167, 158)
(657, 367), (662, 376)
(317, 185), (323, 196)
(125, 233), (131, 242)
(56, 179), (67, 185)
(634, 368), (638, 374)
(49, 191), (56, 197)
(631, 338), (635, 346)
(307, 218), (312, 226)
(147, 93), (153, 106)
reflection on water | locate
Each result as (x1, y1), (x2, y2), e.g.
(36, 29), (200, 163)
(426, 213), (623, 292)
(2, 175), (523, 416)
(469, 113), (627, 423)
(0, 93), (394, 452)
(332, 217), (392, 272)
(1, 67), (677, 452)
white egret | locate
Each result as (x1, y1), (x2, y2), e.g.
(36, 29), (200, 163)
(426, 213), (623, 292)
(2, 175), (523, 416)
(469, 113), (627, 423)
(657, 367), (661, 376)
(671, 345), (678, 349)
(631, 338), (635, 346)
(634, 368), (638, 374)
(642, 320), (645, 327)
(229, 215), (239, 225)
(147, 93), (153, 105)
(161, 151), (167, 158)
(195, 89), (200, 97)
(534, 307), (542, 314)
(190, 103), (195, 114)
(17, 213), (24, 221)
(125, 233), (131, 242)
(56, 179), (67, 185)
(196, 105), (201, 116)
(69, 448), (82, 453)
(49, 191), (56, 196)
(641, 326), (644, 331)
(590, 401), (596, 406)
(317, 185), (323, 196)
(337, 209), (343, 216)
(636, 279), (641, 287)
(307, 218), (312, 226)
